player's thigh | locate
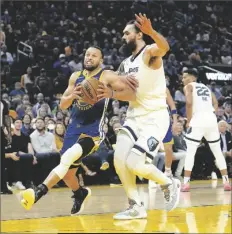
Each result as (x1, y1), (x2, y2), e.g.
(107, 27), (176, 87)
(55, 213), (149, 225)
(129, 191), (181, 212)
(185, 126), (204, 145)
(114, 130), (135, 162)
(60, 134), (80, 155)
(121, 117), (139, 144)
(134, 110), (170, 154)
(204, 123), (220, 143)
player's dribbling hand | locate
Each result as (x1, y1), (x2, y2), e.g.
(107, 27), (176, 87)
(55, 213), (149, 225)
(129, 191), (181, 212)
(135, 13), (153, 36)
(124, 74), (138, 91)
(71, 84), (83, 100)
(97, 82), (113, 100)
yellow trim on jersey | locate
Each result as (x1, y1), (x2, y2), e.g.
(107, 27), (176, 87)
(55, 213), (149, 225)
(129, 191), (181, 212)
(82, 67), (103, 79)
(164, 138), (174, 145)
(72, 71), (82, 81)
(99, 70), (105, 82)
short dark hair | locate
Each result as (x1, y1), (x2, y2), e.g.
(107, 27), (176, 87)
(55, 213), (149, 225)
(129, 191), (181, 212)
(13, 117), (22, 123)
(88, 46), (104, 59)
(183, 68), (199, 79)
(35, 117), (45, 123)
(126, 20), (141, 33)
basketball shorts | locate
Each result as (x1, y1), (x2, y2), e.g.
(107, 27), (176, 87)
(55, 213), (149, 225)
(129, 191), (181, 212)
(121, 108), (170, 161)
(163, 122), (174, 145)
(185, 112), (220, 145)
(61, 132), (100, 169)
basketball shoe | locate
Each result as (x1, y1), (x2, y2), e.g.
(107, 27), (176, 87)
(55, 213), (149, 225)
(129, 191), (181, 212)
(20, 184), (48, 210)
(113, 199), (147, 220)
(71, 187), (91, 215)
(161, 177), (181, 211)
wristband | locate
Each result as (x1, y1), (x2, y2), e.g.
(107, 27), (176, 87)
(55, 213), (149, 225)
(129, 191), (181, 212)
(171, 109), (177, 115)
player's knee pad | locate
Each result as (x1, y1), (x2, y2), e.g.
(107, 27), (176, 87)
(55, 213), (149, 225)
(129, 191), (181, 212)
(77, 136), (95, 157)
(53, 143), (83, 179)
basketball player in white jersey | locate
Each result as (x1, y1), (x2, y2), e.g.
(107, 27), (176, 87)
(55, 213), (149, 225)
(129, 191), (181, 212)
(181, 69), (231, 192)
(98, 13), (181, 220)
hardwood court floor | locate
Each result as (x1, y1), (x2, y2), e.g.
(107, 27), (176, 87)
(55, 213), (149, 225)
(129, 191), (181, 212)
(1, 180), (231, 233)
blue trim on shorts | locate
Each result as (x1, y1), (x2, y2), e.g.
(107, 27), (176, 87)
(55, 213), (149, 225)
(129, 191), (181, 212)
(163, 123), (173, 143)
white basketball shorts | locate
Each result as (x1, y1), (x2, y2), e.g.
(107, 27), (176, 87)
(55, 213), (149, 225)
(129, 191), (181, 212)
(121, 108), (170, 160)
(185, 112), (220, 145)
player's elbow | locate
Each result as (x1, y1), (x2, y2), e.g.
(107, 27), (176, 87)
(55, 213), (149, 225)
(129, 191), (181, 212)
(59, 101), (67, 111)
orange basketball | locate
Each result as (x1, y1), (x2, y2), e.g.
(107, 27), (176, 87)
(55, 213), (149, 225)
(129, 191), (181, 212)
(80, 78), (100, 105)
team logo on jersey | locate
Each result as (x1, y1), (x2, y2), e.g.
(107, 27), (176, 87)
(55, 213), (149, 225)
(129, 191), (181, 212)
(147, 137), (159, 152)
(76, 100), (93, 111)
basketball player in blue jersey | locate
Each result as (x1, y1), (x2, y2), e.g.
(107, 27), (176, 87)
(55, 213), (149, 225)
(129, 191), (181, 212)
(162, 88), (178, 177)
(19, 46), (138, 214)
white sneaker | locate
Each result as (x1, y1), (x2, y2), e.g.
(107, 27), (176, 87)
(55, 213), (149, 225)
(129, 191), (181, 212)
(113, 203), (147, 220)
(148, 180), (157, 189)
(211, 172), (218, 180)
(161, 178), (181, 211)
(13, 181), (26, 190)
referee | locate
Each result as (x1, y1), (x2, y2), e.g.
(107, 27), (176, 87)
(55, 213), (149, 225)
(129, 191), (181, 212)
(1, 99), (13, 194)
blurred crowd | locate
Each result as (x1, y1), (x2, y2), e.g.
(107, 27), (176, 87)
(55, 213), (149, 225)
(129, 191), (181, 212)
(1, 1), (232, 191)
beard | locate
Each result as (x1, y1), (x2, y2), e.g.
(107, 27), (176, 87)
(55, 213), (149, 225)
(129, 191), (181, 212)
(36, 127), (45, 132)
(83, 63), (98, 71)
(119, 39), (137, 57)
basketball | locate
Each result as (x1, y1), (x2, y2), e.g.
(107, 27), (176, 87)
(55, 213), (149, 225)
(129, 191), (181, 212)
(80, 78), (100, 105)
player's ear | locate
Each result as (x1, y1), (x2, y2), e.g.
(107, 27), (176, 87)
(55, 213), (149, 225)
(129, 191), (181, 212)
(100, 58), (103, 65)
(138, 32), (143, 40)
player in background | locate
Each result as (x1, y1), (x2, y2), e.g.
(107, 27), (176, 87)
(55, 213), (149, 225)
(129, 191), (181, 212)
(19, 46), (138, 214)
(181, 69), (231, 192)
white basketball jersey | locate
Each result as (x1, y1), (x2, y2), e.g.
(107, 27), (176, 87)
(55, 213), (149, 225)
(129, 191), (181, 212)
(123, 45), (167, 117)
(191, 82), (214, 115)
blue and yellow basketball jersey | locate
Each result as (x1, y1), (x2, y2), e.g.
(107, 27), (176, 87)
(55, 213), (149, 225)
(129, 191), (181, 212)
(163, 106), (174, 144)
(61, 68), (109, 154)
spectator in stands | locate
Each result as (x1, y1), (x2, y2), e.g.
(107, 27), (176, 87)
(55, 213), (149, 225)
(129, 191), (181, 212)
(2, 93), (11, 108)
(5, 118), (36, 190)
(0, 44), (13, 65)
(34, 68), (53, 97)
(30, 118), (58, 154)
(223, 103), (232, 123)
(20, 67), (34, 94)
(219, 120), (232, 158)
(9, 82), (25, 97)
(221, 51), (232, 65)
(21, 114), (34, 137)
(210, 82), (223, 100)
(64, 115), (70, 128)
(54, 123), (66, 152)
(53, 54), (71, 77)
(216, 107), (225, 122)
(68, 55), (83, 72)
(32, 93), (51, 117)
(56, 111), (64, 123)
(30, 118), (60, 182)
(37, 105), (49, 119)
(53, 70), (68, 95)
